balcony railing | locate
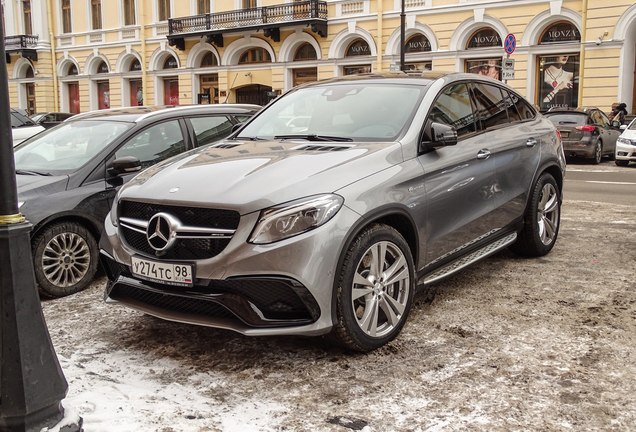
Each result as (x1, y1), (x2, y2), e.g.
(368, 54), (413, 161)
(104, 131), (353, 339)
(4, 35), (39, 51)
(168, 0), (327, 48)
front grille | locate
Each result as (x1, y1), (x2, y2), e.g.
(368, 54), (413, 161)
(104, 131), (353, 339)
(119, 200), (239, 260)
(110, 284), (237, 320)
(120, 201), (240, 230)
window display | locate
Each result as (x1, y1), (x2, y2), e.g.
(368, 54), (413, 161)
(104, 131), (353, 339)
(466, 58), (501, 81)
(538, 54), (579, 111)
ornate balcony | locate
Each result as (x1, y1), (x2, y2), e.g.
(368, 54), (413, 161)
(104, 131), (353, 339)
(167, 0), (328, 50)
(4, 35), (39, 62)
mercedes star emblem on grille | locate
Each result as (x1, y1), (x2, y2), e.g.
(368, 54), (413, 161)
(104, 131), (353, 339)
(147, 213), (176, 251)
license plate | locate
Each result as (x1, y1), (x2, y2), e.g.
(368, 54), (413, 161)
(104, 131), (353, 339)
(560, 131), (569, 138)
(131, 256), (194, 287)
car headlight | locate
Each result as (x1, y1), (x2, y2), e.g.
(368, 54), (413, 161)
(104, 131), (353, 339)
(249, 194), (344, 244)
(617, 137), (635, 146)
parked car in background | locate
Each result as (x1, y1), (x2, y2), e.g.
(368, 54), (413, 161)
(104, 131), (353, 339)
(11, 108), (45, 146)
(29, 112), (76, 129)
(101, 72), (566, 352)
(545, 107), (620, 164)
(14, 104), (261, 298)
(615, 117), (636, 166)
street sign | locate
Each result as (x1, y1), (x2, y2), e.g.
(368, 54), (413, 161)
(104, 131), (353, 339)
(502, 70), (515, 80)
(504, 33), (516, 55)
(390, 64), (400, 72)
(503, 58), (515, 70)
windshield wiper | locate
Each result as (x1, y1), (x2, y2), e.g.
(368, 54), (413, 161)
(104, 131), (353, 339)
(274, 134), (353, 142)
(237, 136), (266, 141)
(16, 169), (52, 176)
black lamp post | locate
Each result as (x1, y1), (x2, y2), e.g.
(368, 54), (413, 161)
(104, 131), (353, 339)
(399, 0), (405, 71)
(0, 20), (82, 432)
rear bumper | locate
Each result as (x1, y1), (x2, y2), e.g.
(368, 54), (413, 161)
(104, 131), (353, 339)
(562, 137), (595, 158)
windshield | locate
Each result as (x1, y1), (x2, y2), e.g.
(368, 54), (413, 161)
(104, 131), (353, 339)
(14, 120), (133, 174)
(237, 83), (426, 142)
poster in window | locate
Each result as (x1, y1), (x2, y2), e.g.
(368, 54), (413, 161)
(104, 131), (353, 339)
(68, 82), (80, 114)
(97, 81), (110, 110)
(164, 78), (179, 105)
(466, 58), (501, 81)
(538, 54), (579, 111)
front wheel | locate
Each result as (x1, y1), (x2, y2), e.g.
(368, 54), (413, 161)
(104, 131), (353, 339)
(591, 141), (603, 164)
(32, 222), (99, 298)
(510, 173), (561, 257)
(329, 224), (415, 352)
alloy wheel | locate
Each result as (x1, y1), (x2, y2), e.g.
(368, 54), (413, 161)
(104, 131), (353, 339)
(41, 232), (91, 287)
(350, 241), (411, 338)
(537, 183), (559, 245)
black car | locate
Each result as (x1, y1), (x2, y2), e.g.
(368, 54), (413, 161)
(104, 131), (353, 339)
(14, 104), (261, 298)
(29, 112), (76, 129)
(545, 107), (621, 164)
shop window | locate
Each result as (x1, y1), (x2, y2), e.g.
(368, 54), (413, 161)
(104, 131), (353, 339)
(62, 0), (72, 33)
(164, 78), (179, 105)
(467, 28), (501, 49)
(23, 1), (32, 35)
(345, 39), (371, 57)
(405, 34), (431, 53)
(91, 0), (102, 30)
(97, 61), (109, 74)
(343, 65), (371, 75)
(238, 48), (271, 64)
(25, 67), (34, 78)
(68, 64), (78, 75)
(540, 21), (581, 44)
(537, 54), (579, 112)
(130, 59), (141, 72)
(68, 82), (80, 114)
(163, 56), (178, 69)
(293, 68), (317, 87)
(130, 80), (143, 106)
(201, 52), (218, 67)
(404, 62), (432, 72)
(124, 0), (136, 25)
(158, 0), (170, 21)
(294, 43), (317, 61)
(97, 80), (110, 109)
(198, 0), (210, 13)
(466, 58), (501, 81)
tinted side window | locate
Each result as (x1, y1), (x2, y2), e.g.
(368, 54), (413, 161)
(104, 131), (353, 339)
(11, 113), (23, 128)
(429, 83), (477, 138)
(508, 92), (536, 120)
(116, 120), (186, 169)
(502, 89), (521, 123)
(472, 83), (509, 129)
(189, 116), (234, 147)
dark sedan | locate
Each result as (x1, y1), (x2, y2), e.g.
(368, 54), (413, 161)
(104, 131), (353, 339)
(545, 107), (621, 164)
(14, 104), (261, 298)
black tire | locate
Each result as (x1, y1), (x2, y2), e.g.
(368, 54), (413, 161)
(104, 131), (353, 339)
(615, 159), (629, 167)
(32, 222), (99, 298)
(591, 140), (603, 164)
(510, 173), (561, 257)
(329, 224), (415, 352)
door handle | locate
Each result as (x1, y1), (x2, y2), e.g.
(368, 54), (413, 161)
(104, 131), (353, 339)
(526, 137), (538, 147)
(477, 149), (491, 160)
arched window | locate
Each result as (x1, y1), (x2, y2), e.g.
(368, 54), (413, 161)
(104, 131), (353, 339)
(130, 59), (141, 72)
(25, 66), (34, 78)
(540, 21), (581, 44)
(294, 43), (317, 61)
(467, 28), (501, 49)
(201, 52), (218, 67)
(68, 64), (78, 75)
(97, 61), (109, 74)
(345, 39), (370, 57)
(238, 48), (271, 64)
(405, 34), (431, 53)
(163, 56), (178, 69)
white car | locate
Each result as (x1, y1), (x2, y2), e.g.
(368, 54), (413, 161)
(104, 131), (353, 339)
(11, 108), (45, 146)
(615, 117), (636, 166)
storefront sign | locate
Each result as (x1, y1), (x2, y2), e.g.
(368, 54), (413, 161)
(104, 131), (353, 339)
(405, 34), (431, 53)
(346, 39), (371, 57)
(468, 28), (501, 49)
(540, 22), (581, 44)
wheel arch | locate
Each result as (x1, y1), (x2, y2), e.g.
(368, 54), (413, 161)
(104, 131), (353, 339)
(329, 206), (420, 326)
(31, 212), (103, 245)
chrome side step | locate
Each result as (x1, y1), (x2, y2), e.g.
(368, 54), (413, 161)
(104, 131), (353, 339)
(421, 232), (517, 285)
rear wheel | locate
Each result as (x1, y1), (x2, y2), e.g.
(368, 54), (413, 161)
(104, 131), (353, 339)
(510, 173), (561, 257)
(591, 141), (603, 164)
(615, 159), (629, 167)
(32, 222), (99, 298)
(329, 224), (415, 352)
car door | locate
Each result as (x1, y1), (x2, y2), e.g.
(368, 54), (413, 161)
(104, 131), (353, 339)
(417, 82), (498, 266)
(104, 118), (191, 208)
(593, 109), (620, 155)
(474, 84), (543, 228)
(186, 115), (236, 147)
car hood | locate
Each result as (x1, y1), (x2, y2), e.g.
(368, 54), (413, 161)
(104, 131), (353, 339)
(12, 125), (45, 146)
(119, 139), (404, 215)
(619, 129), (636, 140)
(16, 174), (69, 201)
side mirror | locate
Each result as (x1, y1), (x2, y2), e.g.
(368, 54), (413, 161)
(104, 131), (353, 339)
(109, 156), (142, 176)
(422, 122), (458, 149)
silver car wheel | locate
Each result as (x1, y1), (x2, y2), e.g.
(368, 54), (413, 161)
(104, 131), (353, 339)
(537, 183), (559, 246)
(42, 232), (91, 287)
(351, 240), (411, 338)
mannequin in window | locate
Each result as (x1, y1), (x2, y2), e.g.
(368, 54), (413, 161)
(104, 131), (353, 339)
(543, 55), (574, 104)
(137, 88), (143, 106)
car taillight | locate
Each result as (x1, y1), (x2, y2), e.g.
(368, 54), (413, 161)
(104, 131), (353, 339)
(575, 125), (595, 132)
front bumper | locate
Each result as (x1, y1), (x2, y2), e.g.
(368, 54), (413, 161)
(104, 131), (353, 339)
(615, 139), (636, 161)
(101, 204), (362, 336)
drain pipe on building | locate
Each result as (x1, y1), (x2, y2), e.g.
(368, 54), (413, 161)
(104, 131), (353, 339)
(578, 0), (588, 108)
(140, 0), (148, 105)
(47, 0), (59, 111)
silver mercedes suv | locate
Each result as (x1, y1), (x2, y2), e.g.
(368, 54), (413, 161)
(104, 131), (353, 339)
(100, 72), (566, 352)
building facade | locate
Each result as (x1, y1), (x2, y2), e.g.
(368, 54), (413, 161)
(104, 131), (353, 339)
(3, 0), (636, 115)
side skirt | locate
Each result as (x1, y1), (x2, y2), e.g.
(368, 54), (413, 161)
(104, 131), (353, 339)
(419, 232), (518, 286)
